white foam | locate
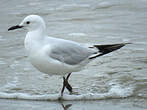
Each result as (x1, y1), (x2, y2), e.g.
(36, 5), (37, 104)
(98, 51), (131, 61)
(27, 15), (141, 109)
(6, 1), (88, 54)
(0, 35), (5, 41)
(0, 76), (134, 101)
(0, 92), (59, 101)
(109, 85), (134, 98)
(68, 33), (87, 37)
(98, 2), (112, 8)
(56, 4), (90, 10)
(0, 85), (134, 101)
(0, 59), (6, 65)
(94, 2), (116, 9)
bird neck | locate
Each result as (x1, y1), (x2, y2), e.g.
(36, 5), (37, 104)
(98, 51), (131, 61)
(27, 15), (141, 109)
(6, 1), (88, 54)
(28, 27), (47, 41)
(25, 28), (46, 54)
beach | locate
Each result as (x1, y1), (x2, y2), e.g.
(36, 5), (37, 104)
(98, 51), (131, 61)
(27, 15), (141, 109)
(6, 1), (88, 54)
(0, 0), (147, 109)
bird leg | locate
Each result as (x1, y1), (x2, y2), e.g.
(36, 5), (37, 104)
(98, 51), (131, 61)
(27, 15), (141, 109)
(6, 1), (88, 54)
(61, 73), (72, 96)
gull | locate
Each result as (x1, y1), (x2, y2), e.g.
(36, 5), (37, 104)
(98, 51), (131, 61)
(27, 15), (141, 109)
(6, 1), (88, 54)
(8, 15), (129, 97)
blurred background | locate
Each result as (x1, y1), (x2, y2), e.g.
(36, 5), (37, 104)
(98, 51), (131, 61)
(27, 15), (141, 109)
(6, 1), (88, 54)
(0, 0), (147, 109)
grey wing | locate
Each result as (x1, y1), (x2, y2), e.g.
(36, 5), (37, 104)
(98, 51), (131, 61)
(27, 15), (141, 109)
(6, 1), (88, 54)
(49, 43), (94, 65)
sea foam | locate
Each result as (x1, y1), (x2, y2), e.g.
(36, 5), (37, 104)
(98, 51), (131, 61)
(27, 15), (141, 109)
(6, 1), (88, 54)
(0, 85), (133, 101)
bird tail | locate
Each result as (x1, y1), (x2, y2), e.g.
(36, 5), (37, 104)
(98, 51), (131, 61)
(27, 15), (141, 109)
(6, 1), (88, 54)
(89, 43), (131, 59)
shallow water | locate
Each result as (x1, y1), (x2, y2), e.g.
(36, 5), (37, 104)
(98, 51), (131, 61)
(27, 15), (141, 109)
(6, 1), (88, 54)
(0, 98), (147, 110)
(0, 0), (147, 108)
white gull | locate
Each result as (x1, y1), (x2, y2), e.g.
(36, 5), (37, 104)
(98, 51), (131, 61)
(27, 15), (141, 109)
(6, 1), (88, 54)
(8, 15), (128, 97)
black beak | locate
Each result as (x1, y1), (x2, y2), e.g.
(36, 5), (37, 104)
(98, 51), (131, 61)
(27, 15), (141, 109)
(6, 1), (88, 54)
(8, 25), (23, 31)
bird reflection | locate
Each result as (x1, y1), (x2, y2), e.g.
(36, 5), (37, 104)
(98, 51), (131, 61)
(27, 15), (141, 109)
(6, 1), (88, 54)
(61, 103), (72, 110)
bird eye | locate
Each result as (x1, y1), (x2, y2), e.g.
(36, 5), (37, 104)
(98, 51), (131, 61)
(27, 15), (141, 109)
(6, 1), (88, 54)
(26, 21), (30, 24)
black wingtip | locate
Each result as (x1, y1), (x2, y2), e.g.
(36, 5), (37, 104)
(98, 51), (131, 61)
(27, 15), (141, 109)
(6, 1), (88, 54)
(89, 43), (131, 59)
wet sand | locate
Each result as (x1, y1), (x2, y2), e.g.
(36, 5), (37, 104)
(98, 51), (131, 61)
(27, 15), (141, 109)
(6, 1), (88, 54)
(0, 98), (147, 110)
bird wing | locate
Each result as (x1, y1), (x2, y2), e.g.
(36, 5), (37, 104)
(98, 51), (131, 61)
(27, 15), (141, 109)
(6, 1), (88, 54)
(49, 41), (94, 65)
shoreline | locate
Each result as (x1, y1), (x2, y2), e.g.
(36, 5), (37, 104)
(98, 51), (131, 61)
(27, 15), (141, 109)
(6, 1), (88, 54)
(0, 97), (147, 110)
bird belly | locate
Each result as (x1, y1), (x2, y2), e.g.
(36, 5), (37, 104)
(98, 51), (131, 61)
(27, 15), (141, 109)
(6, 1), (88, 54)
(29, 51), (82, 75)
